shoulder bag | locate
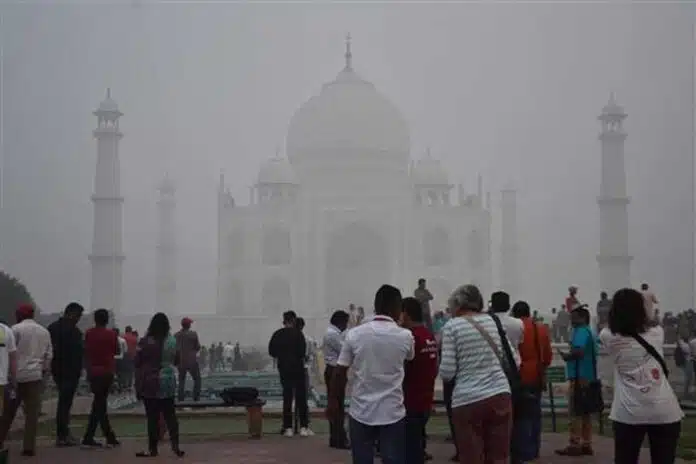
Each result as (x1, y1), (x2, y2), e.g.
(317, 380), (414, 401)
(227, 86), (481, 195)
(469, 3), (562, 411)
(465, 314), (536, 419)
(631, 333), (669, 378)
(573, 328), (604, 415)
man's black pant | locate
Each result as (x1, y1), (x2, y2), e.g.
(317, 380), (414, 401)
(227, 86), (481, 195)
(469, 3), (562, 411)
(613, 420), (681, 464)
(143, 397), (180, 453)
(279, 369), (308, 430)
(177, 363), (202, 401)
(83, 374), (116, 443)
(324, 365), (347, 446)
(405, 411), (430, 464)
(53, 374), (80, 441)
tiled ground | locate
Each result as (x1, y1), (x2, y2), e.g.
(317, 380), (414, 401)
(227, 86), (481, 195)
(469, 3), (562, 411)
(3, 433), (668, 463)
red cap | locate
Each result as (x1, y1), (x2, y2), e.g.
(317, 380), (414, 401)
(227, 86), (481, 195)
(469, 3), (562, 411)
(16, 304), (35, 321)
(181, 317), (193, 327)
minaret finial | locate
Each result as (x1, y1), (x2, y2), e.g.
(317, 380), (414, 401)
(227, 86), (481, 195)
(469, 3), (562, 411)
(106, 88), (111, 99)
(425, 147), (431, 159)
(344, 33), (352, 71)
(275, 146), (281, 159)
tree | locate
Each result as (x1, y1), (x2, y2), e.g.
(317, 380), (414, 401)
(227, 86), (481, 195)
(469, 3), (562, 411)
(0, 271), (36, 325)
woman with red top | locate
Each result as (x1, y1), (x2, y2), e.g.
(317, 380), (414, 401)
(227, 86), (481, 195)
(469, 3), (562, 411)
(81, 309), (119, 449)
(401, 297), (438, 464)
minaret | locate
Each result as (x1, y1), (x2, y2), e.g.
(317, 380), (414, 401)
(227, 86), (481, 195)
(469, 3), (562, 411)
(344, 32), (353, 71)
(89, 89), (124, 314)
(597, 93), (632, 294)
(155, 174), (176, 316)
(500, 187), (518, 296)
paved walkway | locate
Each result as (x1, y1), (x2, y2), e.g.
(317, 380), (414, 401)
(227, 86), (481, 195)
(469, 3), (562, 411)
(3, 433), (671, 463)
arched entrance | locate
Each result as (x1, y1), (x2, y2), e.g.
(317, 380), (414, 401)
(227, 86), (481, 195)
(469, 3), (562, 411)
(325, 222), (390, 311)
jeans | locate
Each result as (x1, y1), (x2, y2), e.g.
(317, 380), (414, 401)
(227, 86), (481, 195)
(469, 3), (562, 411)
(83, 374), (116, 443)
(684, 361), (694, 397)
(143, 397), (180, 453)
(0, 381), (43, 452)
(177, 363), (202, 401)
(53, 374), (80, 440)
(349, 417), (405, 464)
(324, 365), (347, 446)
(613, 421), (681, 464)
(279, 370), (308, 430)
(405, 412), (430, 464)
(511, 391), (542, 462)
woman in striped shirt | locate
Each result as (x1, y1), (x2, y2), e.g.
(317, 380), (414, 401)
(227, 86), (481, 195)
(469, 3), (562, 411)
(439, 284), (514, 464)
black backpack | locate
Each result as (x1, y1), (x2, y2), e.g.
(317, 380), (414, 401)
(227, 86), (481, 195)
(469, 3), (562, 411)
(675, 343), (686, 367)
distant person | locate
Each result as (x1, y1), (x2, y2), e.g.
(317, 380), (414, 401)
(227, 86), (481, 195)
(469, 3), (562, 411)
(565, 286), (581, 312)
(676, 327), (695, 398)
(175, 317), (201, 401)
(600, 288), (683, 463)
(555, 306), (570, 343)
(322, 310), (350, 449)
(295, 317), (313, 434)
(81, 309), (119, 449)
(414, 278), (434, 331)
(0, 305), (52, 457)
(511, 301), (553, 463)
(401, 297), (438, 464)
(113, 328), (128, 392)
(0, 314), (16, 458)
(641, 283), (659, 321)
(134, 312), (184, 458)
(48, 302), (84, 447)
(596, 292), (611, 332)
(327, 284), (414, 464)
(555, 306), (598, 457)
(122, 326), (138, 390)
(223, 341), (234, 371)
(268, 311), (311, 437)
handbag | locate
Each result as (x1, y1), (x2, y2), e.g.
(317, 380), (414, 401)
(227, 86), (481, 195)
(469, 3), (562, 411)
(572, 328), (604, 415)
(465, 314), (536, 418)
(631, 333), (669, 378)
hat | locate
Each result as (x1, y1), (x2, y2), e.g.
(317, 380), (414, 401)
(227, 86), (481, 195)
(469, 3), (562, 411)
(16, 304), (35, 321)
(181, 317), (193, 327)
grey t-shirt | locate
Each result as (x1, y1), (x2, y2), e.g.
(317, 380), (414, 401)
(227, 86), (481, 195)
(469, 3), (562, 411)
(175, 329), (200, 368)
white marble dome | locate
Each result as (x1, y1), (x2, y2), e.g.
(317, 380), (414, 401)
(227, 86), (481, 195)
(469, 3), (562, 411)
(411, 155), (449, 186)
(257, 156), (297, 185)
(286, 53), (410, 163)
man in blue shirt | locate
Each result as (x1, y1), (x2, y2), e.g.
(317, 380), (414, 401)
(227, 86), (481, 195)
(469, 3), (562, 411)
(556, 306), (597, 457)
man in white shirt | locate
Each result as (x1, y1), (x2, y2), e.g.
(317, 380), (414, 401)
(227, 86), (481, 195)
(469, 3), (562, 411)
(113, 328), (128, 392)
(641, 283), (659, 321)
(490, 291), (524, 349)
(0, 322), (17, 410)
(322, 310), (350, 449)
(327, 284), (415, 464)
(0, 305), (52, 457)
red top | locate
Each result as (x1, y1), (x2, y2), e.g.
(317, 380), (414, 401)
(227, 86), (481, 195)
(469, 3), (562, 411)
(123, 332), (138, 357)
(84, 327), (118, 377)
(403, 325), (438, 413)
(517, 318), (553, 387)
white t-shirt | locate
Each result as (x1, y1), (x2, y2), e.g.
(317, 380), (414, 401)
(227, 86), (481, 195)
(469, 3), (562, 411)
(13, 319), (52, 383)
(0, 324), (17, 385)
(115, 337), (127, 360)
(223, 344), (234, 359)
(599, 326), (683, 425)
(337, 315), (414, 426)
(641, 290), (658, 319)
(497, 314), (524, 349)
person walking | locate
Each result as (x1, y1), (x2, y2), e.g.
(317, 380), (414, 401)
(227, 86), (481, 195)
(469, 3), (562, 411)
(322, 310), (350, 449)
(134, 312), (185, 458)
(600, 288), (683, 463)
(0, 305), (52, 457)
(414, 278), (434, 331)
(174, 317), (201, 401)
(268, 311), (311, 437)
(81, 309), (120, 449)
(327, 284), (414, 464)
(47, 302), (84, 447)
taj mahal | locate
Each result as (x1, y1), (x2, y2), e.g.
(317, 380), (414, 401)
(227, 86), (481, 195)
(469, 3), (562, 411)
(94, 37), (629, 346)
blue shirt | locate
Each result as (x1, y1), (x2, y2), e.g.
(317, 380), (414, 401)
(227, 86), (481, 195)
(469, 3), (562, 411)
(565, 325), (597, 381)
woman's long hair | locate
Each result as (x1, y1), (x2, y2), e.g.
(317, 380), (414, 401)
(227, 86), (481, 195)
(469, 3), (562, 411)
(608, 288), (648, 336)
(146, 312), (171, 342)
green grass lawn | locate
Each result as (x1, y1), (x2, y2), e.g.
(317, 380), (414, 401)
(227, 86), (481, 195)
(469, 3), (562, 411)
(12, 414), (696, 460)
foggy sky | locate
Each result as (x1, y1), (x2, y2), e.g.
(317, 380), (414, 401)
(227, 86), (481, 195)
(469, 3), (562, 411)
(0, 1), (693, 317)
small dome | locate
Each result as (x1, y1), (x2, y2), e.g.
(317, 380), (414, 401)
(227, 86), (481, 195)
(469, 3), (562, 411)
(600, 92), (626, 119)
(411, 153), (448, 186)
(257, 157), (297, 185)
(158, 174), (175, 195)
(96, 88), (121, 114)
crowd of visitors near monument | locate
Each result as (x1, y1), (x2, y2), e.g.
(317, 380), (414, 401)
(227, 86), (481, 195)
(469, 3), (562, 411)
(0, 277), (686, 463)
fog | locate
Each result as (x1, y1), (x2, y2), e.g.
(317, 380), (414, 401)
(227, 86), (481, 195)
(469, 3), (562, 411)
(0, 2), (693, 325)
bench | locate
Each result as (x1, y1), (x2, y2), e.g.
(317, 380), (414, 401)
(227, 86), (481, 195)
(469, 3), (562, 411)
(176, 398), (266, 439)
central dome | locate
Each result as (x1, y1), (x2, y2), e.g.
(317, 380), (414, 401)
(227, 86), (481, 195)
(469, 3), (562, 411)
(286, 38), (410, 165)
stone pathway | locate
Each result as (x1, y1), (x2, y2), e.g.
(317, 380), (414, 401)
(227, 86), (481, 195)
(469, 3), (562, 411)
(2, 433), (673, 463)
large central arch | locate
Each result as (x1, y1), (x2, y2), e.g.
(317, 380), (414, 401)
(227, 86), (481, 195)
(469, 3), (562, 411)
(325, 222), (390, 310)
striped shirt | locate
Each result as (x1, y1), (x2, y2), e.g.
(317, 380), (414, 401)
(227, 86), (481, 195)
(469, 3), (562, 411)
(439, 314), (512, 408)
(322, 325), (344, 367)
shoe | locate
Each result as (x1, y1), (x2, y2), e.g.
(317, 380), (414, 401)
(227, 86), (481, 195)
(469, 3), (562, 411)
(450, 455), (458, 462)
(172, 448), (185, 458)
(299, 427), (314, 437)
(283, 428), (294, 437)
(106, 439), (121, 448)
(424, 451), (433, 461)
(81, 439), (104, 449)
(56, 437), (78, 447)
(135, 450), (158, 458)
(555, 446), (584, 456)
(21, 450), (35, 457)
(581, 445), (594, 456)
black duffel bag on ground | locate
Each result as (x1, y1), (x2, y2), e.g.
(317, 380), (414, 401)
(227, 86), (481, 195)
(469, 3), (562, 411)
(220, 387), (259, 405)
